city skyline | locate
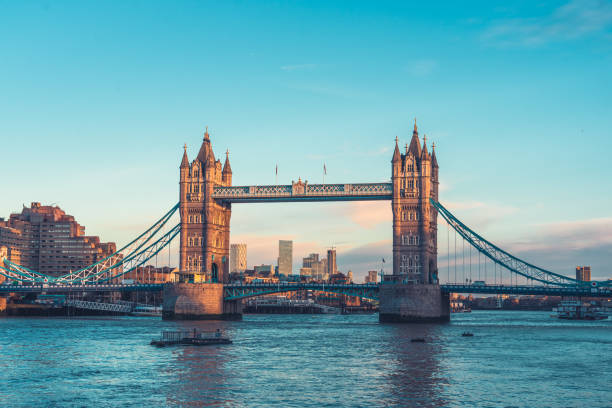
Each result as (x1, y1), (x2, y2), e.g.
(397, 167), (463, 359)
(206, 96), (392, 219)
(1, 1), (611, 280)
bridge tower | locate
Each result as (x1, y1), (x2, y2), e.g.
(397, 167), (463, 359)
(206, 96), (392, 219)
(391, 120), (439, 284)
(163, 128), (241, 320)
(178, 128), (232, 284)
(381, 120), (448, 322)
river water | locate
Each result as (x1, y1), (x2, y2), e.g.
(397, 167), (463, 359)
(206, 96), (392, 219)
(0, 311), (611, 407)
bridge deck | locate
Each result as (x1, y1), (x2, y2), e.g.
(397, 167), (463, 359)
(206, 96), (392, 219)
(212, 183), (392, 203)
(2, 282), (610, 298)
(0, 284), (164, 293)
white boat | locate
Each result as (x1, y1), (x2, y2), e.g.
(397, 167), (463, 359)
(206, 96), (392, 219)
(130, 305), (162, 317)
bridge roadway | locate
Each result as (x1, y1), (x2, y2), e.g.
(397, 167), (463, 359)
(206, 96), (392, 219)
(1, 282), (611, 298)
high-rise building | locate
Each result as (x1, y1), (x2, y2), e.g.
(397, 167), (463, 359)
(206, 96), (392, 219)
(278, 240), (293, 276)
(346, 270), (353, 283)
(576, 266), (591, 282)
(0, 202), (116, 276)
(365, 270), (378, 283)
(230, 244), (247, 273)
(302, 253), (327, 281)
(326, 248), (337, 278)
(391, 120), (439, 284)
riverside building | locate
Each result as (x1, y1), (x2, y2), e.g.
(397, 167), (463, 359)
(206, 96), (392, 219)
(0, 202), (117, 276)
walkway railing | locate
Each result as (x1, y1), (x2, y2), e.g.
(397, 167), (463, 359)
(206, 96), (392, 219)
(212, 183), (393, 202)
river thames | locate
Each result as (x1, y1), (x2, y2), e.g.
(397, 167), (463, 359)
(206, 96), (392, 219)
(1, 311), (610, 407)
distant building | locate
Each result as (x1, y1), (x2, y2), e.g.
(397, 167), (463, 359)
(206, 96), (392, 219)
(346, 270), (353, 283)
(302, 253), (327, 281)
(299, 267), (313, 278)
(254, 264), (275, 277)
(326, 248), (337, 278)
(365, 270), (378, 284)
(278, 240), (293, 276)
(230, 244), (247, 273)
(0, 202), (116, 276)
(122, 265), (178, 284)
(576, 266), (591, 282)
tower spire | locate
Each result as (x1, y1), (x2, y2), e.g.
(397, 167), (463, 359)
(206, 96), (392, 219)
(180, 143), (189, 168)
(431, 142), (438, 168)
(421, 134), (429, 159)
(223, 149), (232, 174)
(408, 121), (421, 157)
(392, 136), (401, 162)
(204, 126), (210, 141)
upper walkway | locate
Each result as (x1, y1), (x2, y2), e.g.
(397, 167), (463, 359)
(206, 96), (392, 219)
(212, 182), (393, 203)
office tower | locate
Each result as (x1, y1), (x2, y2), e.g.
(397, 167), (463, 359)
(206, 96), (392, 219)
(230, 243), (247, 273)
(278, 240), (293, 276)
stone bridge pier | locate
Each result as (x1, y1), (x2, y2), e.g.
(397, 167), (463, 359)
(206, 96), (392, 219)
(162, 283), (242, 320)
(379, 284), (449, 323)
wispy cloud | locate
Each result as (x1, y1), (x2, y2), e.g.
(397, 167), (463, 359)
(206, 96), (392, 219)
(483, 0), (612, 46)
(508, 217), (612, 253)
(337, 239), (392, 280)
(329, 201), (390, 229)
(280, 63), (318, 71)
(443, 200), (519, 229)
(406, 59), (438, 76)
(500, 217), (612, 279)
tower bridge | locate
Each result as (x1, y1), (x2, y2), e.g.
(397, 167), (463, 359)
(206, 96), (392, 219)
(1, 121), (610, 322)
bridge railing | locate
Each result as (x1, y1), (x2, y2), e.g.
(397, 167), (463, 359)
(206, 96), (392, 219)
(212, 183), (393, 202)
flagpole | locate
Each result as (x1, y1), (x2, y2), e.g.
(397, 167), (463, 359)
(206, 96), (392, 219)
(323, 163), (326, 184)
(275, 164), (278, 185)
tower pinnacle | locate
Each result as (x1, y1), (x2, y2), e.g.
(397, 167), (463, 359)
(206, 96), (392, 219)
(392, 136), (401, 162)
(223, 148), (232, 174)
(204, 126), (210, 141)
(180, 143), (189, 168)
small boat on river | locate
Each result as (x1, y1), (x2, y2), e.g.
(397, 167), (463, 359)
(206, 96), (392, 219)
(151, 329), (232, 347)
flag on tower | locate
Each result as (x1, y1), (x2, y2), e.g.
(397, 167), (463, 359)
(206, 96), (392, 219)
(275, 164), (278, 175)
(324, 163), (327, 175)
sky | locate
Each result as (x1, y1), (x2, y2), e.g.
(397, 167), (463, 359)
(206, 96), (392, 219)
(1, 0), (611, 281)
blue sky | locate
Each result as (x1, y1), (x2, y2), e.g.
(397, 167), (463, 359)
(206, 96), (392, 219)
(1, 0), (611, 280)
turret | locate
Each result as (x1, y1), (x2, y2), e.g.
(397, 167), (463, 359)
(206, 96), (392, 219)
(392, 136), (401, 178)
(180, 144), (190, 201)
(222, 149), (232, 185)
(431, 142), (439, 202)
(180, 144), (189, 169)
